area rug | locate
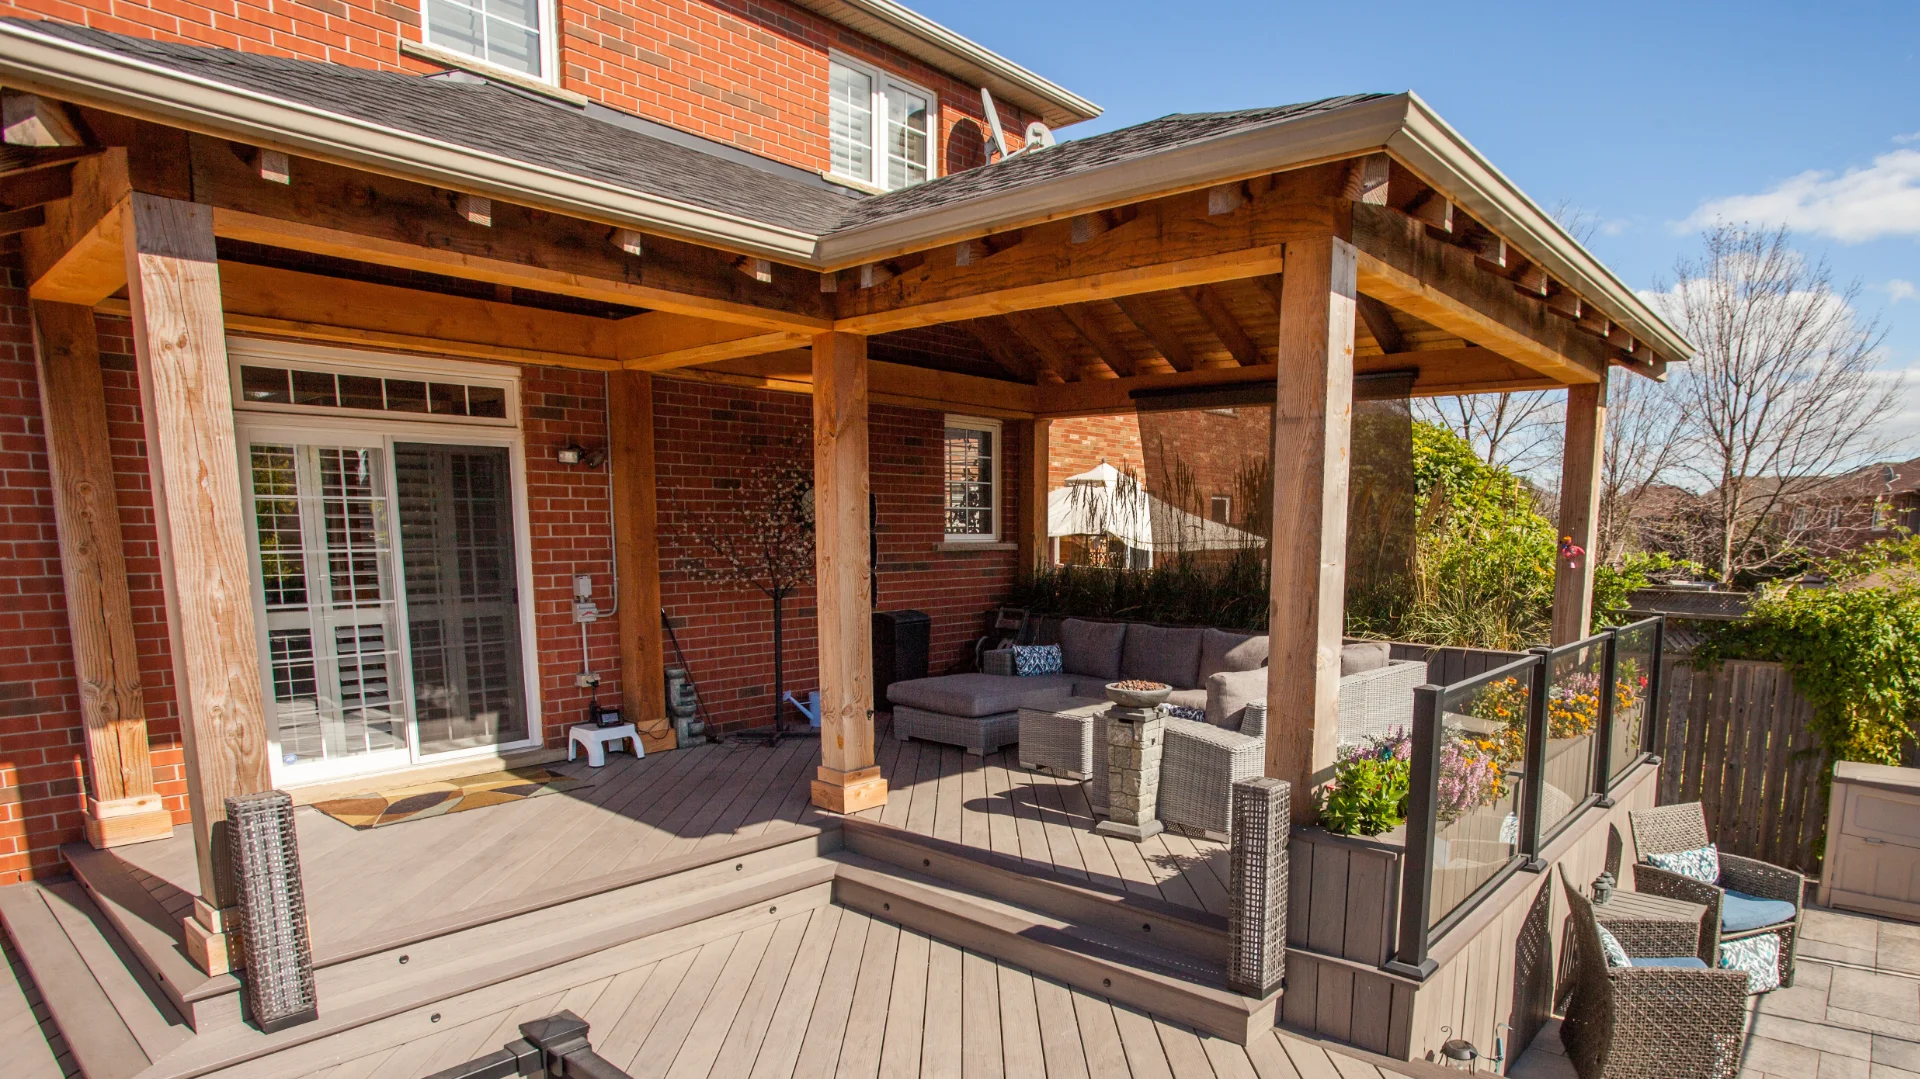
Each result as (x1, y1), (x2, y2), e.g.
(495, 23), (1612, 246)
(310, 767), (590, 830)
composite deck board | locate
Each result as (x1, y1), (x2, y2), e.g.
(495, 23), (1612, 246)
(706, 910), (815, 1079)
(0, 933), (68, 1079)
(959, 947), (1002, 1079)
(994, 960), (1045, 1079)
(876, 927), (930, 1079)
(747, 904), (846, 1079)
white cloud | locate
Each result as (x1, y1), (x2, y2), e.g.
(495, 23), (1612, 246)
(1885, 279), (1917, 304)
(1683, 139), (1920, 243)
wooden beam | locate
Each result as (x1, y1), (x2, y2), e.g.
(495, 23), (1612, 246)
(1003, 309), (1085, 382)
(1355, 293), (1408, 355)
(1017, 418), (1051, 574)
(833, 170), (1349, 333)
(0, 205), (45, 235)
(682, 349), (1040, 418)
(1351, 201), (1608, 384)
(121, 194), (271, 975)
(618, 311), (810, 371)
(809, 332), (887, 815)
(1057, 302), (1139, 376)
(1112, 293), (1197, 372)
(2, 92), (83, 148)
(30, 301), (173, 849)
(963, 318), (1039, 382)
(610, 371), (673, 753)
(1265, 234), (1356, 824)
(1028, 346), (1552, 417)
(111, 259), (624, 370)
(24, 148), (130, 305)
(1183, 284), (1264, 366)
(0, 165), (72, 211)
(186, 135), (830, 332)
(1552, 375), (1606, 645)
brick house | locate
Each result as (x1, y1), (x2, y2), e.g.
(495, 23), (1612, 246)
(0, 1), (1694, 1070)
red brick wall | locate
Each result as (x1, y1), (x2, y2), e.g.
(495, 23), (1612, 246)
(1050, 409), (1271, 527)
(653, 377), (1019, 735)
(0, 0), (1031, 178)
(0, 288), (1019, 881)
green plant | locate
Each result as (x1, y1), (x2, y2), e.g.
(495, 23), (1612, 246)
(1319, 754), (1411, 837)
(1696, 534), (1920, 772)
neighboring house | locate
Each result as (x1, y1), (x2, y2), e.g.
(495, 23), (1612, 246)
(1050, 408), (1272, 536)
(1792, 458), (1920, 551)
(1048, 461), (1259, 567)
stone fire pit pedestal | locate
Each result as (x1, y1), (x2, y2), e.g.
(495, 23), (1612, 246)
(1093, 704), (1165, 842)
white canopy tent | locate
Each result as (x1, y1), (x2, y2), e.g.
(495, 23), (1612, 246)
(1047, 462), (1257, 566)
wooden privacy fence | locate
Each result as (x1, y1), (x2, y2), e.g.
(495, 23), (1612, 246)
(1655, 660), (1828, 875)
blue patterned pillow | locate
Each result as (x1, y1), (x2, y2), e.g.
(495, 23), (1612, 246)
(1012, 644), (1062, 676)
(1718, 932), (1781, 994)
(1594, 924), (1630, 968)
(1161, 704), (1206, 722)
(1647, 843), (1720, 885)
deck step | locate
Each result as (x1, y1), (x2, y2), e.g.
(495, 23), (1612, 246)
(0, 879), (190, 1079)
(838, 817), (1229, 966)
(830, 850), (1275, 1044)
(0, 928), (73, 1078)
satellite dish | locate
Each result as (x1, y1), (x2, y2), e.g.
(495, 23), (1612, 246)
(979, 88), (1054, 161)
(1024, 121), (1056, 149)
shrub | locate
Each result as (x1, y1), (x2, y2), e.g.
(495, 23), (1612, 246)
(1320, 732), (1412, 836)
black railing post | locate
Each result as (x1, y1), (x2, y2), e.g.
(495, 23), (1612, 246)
(1519, 650), (1550, 872)
(1385, 683), (1443, 981)
(1593, 628), (1619, 807)
(1645, 617), (1667, 766)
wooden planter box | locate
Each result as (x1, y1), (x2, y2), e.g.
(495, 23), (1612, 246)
(1819, 761), (1920, 920)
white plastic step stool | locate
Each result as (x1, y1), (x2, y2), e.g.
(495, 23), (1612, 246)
(568, 722), (642, 767)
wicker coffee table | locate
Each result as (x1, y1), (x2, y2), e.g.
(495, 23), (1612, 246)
(1017, 696), (1109, 780)
(1592, 889), (1710, 961)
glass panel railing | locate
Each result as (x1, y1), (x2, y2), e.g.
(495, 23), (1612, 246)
(1608, 618), (1660, 785)
(1540, 638), (1603, 841)
(1427, 657), (1533, 933)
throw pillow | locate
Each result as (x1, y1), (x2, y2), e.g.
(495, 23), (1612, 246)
(1646, 843), (1721, 885)
(1161, 704), (1206, 722)
(1594, 924), (1630, 968)
(1717, 932), (1782, 994)
(1011, 644), (1062, 677)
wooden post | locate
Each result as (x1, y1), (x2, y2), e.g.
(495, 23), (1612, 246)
(809, 331), (887, 814)
(122, 193), (271, 974)
(609, 371), (673, 752)
(30, 301), (173, 849)
(1016, 418), (1051, 574)
(1552, 373), (1607, 645)
(1265, 234), (1358, 822)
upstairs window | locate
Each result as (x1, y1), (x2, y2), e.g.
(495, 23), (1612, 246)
(944, 416), (999, 541)
(1210, 496), (1232, 525)
(829, 56), (935, 191)
(425, 0), (553, 81)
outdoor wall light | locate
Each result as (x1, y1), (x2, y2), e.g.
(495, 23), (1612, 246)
(555, 444), (607, 468)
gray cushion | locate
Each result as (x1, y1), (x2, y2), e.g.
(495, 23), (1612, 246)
(886, 673), (1075, 718)
(1058, 619), (1127, 681)
(1340, 641), (1391, 676)
(1072, 677), (1114, 699)
(1121, 624), (1206, 688)
(1165, 688), (1207, 711)
(1199, 629), (1267, 680)
(1205, 667), (1268, 729)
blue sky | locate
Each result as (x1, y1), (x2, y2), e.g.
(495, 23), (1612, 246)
(916, 0), (1920, 453)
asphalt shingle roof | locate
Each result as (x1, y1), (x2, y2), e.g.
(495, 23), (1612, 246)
(17, 19), (1386, 243)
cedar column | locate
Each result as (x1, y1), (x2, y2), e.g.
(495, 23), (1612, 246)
(1552, 373), (1608, 645)
(809, 331), (887, 814)
(1265, 235), (1358, 822)
(1016, 418), (1051, 574)
(609, 371), (673, 752)
(123, 193), (272, 974)
(31, 301), (173, 849)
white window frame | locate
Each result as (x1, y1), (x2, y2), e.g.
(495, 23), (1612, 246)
(229, 338), (543, 788)
(419, 0), (561, 86)
(827, 52), (938, 192)
(943, 414), (1001, 543)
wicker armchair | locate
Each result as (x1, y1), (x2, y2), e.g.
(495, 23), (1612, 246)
(1558, 871), (1749, 1079)
(1629, 802), (1802, 988)
(1156, 702), (1266, 837)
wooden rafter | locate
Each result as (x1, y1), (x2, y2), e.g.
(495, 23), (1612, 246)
(1182, 283), (1264, 366)
(1355, 293), (1409, 355)
(617, 312), (810, 371)
(1057, 302), (1139, 377)
(1111, 293), (1196, 372)
(964, 317), (1041, 383)
(1005, 309), (1093, 382)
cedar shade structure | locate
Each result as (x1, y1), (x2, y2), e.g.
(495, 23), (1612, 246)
(0, 20), (1687, 974)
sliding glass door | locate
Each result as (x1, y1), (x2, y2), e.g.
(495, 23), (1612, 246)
(243, 427), (533, 784)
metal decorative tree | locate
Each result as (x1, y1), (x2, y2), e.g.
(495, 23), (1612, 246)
(678, 435), (816, 744)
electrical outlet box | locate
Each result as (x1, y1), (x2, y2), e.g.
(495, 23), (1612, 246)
(575, 672), (600, 688)
(573, 601), (599, 623)
(572, 574), (594, 602)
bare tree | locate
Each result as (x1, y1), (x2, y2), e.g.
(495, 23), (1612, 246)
(1653, 224), (1897, 582)
(1413, 391), (1564, 476)
(1595, 368), (1685, 563)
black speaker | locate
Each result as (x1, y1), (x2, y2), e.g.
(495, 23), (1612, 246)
(872, 609), (930, 703)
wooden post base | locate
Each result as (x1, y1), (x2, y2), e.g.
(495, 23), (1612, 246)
(183, 899), (241, 976)
(810, 765), (888, 815)
(83, 794), (175, 849)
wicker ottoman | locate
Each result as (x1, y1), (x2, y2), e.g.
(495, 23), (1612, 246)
(1017, 697), (1109, 779)
(892, 705), (1021, 756)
